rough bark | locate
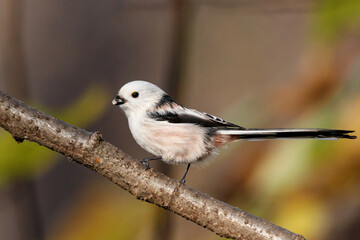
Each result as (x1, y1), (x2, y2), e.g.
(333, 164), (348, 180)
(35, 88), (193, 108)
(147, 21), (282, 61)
(0, 91), (306, 240)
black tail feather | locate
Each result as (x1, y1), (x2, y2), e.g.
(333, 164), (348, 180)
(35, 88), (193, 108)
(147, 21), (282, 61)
(223, 128), (357, 140)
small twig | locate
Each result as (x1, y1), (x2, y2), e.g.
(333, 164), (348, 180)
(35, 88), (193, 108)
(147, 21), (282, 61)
(0, 91), (306, 240)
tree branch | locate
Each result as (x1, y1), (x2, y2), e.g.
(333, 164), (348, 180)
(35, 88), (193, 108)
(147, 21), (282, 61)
(0, 90), (306, 240)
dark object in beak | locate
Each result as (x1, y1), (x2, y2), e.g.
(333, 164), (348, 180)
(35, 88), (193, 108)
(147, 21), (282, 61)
(112, 95), (125, 105)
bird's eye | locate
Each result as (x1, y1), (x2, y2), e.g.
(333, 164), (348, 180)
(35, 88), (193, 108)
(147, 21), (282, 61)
(131, 91), (139, 98)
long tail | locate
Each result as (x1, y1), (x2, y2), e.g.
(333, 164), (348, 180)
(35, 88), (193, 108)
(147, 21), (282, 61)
(216, 128), (357, 140)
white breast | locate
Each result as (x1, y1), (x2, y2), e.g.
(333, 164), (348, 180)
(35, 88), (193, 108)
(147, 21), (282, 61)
(128, 113), (214, 164)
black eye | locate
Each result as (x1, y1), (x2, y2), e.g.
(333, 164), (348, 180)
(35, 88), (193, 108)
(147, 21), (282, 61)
(131, 92), (139, 98)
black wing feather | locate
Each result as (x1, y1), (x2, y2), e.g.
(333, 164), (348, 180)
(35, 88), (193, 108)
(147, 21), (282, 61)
(155, 94), (177, 109)
(149, 110), (245, 129)
(150, 93), (244, 129)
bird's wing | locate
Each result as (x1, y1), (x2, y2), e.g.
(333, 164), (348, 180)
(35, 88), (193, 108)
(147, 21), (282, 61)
(148, 105), (245, 129)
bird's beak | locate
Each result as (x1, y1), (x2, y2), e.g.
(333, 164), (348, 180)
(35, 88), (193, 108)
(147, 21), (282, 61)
(112, 95), (125, 105)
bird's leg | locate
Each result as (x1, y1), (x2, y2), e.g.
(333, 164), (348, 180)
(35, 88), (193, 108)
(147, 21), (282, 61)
(140, 156), (162, 170)
(180, 163), (191, 184)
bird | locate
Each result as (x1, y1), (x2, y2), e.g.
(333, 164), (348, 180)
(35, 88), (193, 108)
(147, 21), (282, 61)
(112, 80), (356, 184)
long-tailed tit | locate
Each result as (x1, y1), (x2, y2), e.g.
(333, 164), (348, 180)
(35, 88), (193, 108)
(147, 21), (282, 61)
(112, 80), (356, 184)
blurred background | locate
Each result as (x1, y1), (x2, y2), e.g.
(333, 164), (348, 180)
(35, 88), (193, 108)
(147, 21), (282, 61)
(0, 0), (359, 239)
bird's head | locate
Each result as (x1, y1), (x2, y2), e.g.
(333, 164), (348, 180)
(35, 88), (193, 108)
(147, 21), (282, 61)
(112, 80), (166, 117)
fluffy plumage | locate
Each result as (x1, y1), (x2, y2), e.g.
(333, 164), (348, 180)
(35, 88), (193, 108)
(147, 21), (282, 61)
(113, 80), (356, 182)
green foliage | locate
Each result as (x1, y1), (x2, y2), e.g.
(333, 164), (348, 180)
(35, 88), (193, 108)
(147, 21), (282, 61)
(314, 0), (360, 42)
(57, 85), (110, 127)
(48, 185), (158, 240)
(0, 85), (110, 188)
(0, 130), (57, 187)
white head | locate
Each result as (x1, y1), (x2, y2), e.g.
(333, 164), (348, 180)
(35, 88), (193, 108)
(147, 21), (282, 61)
(112, 80), (167, 117)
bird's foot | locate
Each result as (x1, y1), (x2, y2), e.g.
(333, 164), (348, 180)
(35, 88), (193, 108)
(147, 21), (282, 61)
(180, 178), (186, 185)
(139, 156), (162, 170)
(140, 159), (150, 170)
(179, 163), (191, 185)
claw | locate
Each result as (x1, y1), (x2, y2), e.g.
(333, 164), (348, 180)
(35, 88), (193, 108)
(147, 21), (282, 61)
(139, 157), (161, 170)
(139, 159), (150, 170)
(180, 178), (186, 185)
(179, 163), (191, 185)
